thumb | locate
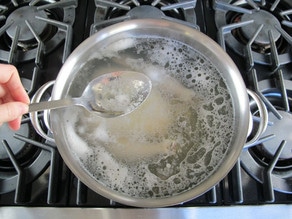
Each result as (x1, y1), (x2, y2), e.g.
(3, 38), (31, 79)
(0, 102), (28, 124)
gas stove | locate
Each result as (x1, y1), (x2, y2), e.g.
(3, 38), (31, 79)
(0, 0), (291, 217)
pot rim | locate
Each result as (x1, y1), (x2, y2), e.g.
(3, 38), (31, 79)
(50, 19), (249, 207)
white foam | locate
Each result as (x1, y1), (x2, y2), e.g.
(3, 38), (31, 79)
(87, 38), (136, 60)
(63, 110), (92, 159)
(61, 36), (235, 199)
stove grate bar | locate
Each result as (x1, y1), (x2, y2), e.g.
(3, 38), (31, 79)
(35, 16), (73, 63)
(207, 186), (217, 204)
(230, 159), (243, 203)
(8, 25), (20, 64)
(90, 15), (131, 35)
(245, 24), (264, 71)
(161, 0), (197, 10)
(243, 134), (276, 149)
(2, 140), (28, 204)
(275, 24), (292, 46)
(277, 70), (290, 112)
(246, 0), (260, 11)
(25, 67), (39, 96)
(95, 0), (131, 10)
(0, 5), (8, 12)
(213, 0), (252, 14)
(268, 30), (280, 72)
(34, 0), (78, 10)
(217, 20), (254, 51)
(13, 134), (58, 204)
(251, 69), (283, 119)
(11, 0), (18, 7)
(270, 0), (281, 12)
(47, 147), (61, 204)
(25, 20), (44, 66)
(262, 140), (286, 202)
(76, 179), (87, 205)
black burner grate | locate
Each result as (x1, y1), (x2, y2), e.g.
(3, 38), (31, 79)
(0, 0), (291, 208)
(91, 0), (199, 33)
(0, 0), (76, 64)
(214, 0), (292, 67)
(213, 0), (292, 198)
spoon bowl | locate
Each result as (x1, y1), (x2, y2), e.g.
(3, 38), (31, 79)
(29, 71), (152, 118)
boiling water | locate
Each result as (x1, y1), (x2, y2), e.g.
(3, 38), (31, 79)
(62, 36), (235, 198)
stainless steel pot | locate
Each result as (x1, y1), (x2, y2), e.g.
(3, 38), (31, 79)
(33, 19), (251, 207)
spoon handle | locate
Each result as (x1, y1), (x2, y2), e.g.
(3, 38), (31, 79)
(29, 98), (79, 113)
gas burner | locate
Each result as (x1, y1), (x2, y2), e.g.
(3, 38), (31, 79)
(214, 0), (292, 66)
(126, 5), (166, 18)
(241, 76), (292, 194)
(0, 117), (51, 195)
(240, 10), (281, 47)
(91, 0), (198, 34)
(6, 6), (49, 47)
(0, 0), (76, 63)
(260, 110), (292, 163)
(248, 93), (292, 168)
(0, 123), (31, 166)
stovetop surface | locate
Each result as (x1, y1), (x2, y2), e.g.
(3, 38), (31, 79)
(0, 0), (291, 208)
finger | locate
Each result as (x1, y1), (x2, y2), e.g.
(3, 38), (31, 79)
(0, 85), (6, 98)
(8, 117), (22, 130)
(0, 102), (28, 125)
(0, 64), (30, 104)
(1, 92), (27, 130)
(1, 87), (14, 102)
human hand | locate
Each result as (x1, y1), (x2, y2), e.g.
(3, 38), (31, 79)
(0, 64), (30, 130)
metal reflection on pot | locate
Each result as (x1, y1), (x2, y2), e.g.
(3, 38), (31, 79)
(49, 19), (249, 207)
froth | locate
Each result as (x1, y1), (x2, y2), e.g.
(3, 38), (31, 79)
(62, 36), (235, 199)
(63, 109), (92, 159)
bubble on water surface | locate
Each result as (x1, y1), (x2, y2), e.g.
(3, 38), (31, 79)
(62, 36), (235, 199)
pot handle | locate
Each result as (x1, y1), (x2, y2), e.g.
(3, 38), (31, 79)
(30, 85), (268, 147)
(244, 89), (268, 148)
(29, 81), (55, 143)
